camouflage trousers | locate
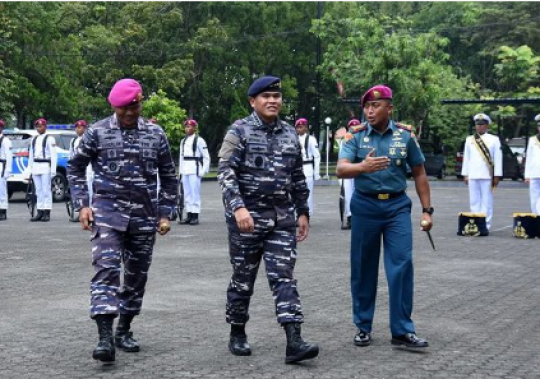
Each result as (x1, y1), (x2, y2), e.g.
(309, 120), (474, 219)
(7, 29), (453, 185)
(226, 218), (304, 325)
(89, 225), (155, 319)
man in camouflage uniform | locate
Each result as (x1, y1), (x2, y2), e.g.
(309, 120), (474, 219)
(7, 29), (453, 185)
(218, 75), (319, 364)
(68, 79), (177, 363)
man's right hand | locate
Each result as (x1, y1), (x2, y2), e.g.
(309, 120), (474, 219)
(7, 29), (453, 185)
(525, 178), (531, 185)
(464, 176), (469, 185)
(360, 149), (390, 173)
(79, 207), (94, 231)
(234, 207), (254, 233)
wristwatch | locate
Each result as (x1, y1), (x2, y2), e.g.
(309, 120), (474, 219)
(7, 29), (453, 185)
(422, 207), (434, 215)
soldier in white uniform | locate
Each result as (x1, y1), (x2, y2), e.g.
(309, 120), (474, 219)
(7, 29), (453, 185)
(337, 119), (361, 230)
(0, 119), (13, 221)
(524, 114), (540, 214)
(178, 119), (210, 225)
(461, 113), (503, 231)
(295, 118), (320, 216)
(27, 118), (58, 222)
(68, 120), (94, 221)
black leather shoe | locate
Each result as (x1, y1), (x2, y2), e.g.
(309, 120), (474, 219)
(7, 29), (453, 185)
(41, 210), (50, 222)
(229, 335), (251, 356)
(115, 331), (140, 352)
(391, 333), (429, 348)
(354, 330), (371, 347)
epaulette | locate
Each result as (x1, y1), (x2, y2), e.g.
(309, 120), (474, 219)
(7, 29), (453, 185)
(349, 122), (367, 134)
(395, 122), (415, 133)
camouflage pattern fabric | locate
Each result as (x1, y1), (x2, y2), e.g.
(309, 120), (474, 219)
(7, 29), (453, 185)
(90, 225), (155, 318)
(67, 115), (178, 233)
(218, 112), (309, 325)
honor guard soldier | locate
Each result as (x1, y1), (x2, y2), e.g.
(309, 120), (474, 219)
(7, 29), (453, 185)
(218, 75), (319, 363)
(0, 119), (13, 220)
(178, 119), (210, 225)
(337, 85), (432, 349)
(337, 120), (361, 230)
(27, 118), (57, 222)
(67, 78), (178, 363)
(295, 118), (320, 216)
(461, 113), (503, 233)
(524, 114), (540, 214)
(68, 120), (94, 222)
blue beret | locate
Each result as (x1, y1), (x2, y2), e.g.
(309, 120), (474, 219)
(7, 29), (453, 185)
(248, 75), (281, 97)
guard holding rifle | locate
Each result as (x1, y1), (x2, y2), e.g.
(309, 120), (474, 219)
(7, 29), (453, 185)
(337, 84), (432, 349)
(178, 119), (210, 225)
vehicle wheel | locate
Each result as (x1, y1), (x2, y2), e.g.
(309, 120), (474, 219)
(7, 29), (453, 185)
(7, 188), (14, 200)
(437, 166), (446, 180)
(52, 173), (68, 202)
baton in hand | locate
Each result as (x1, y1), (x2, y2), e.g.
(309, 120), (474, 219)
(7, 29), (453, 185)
(421, 220), (436, 251)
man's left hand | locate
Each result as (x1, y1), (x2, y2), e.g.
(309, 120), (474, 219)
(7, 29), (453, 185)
(420, 214), (433, 232)
(493, 176), (501, 187)
(296, 214), (310, 242)
(157, 218), (171, 235)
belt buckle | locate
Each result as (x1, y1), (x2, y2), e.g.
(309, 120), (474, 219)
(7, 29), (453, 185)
(378, 193), (390, 200)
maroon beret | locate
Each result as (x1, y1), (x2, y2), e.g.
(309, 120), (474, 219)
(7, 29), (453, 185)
(34, 118), (47, 126)
(74, 120), (88, 127)
(361, 85), (393, 109)
(108, 79), (143, 107)
(184, 119), (198, 127)
(347, 119), (361, 127)
(295, 118), (308, 127)
(0, 120), (5, 128)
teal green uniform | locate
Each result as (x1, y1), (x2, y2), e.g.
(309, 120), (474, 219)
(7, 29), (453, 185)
(339, 120), (425, 336)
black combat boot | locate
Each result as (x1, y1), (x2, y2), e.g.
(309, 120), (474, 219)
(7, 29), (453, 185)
(93, 315), (116, 362)
(181, 212), (192, 224)
(283, 323), (319, 364)
(115, 314), (140, 352)
(341, 216), (351, 230)
(189, 213), (199, 225)
(0, 209), (6, 221)
(229, 324), (251, 356)
(30, 210), (43, 222)
(41, 210), (51, 222)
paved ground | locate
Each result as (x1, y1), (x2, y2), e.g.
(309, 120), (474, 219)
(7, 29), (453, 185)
(1, 179), (539, 379)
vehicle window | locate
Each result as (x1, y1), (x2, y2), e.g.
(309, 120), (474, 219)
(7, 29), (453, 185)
(51, 135), (64, 149)
(61, 135), (75, 148)
(10, 139), (31, 149)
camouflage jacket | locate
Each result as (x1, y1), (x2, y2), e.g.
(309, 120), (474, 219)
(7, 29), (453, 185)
(67, 115), (178, 233)
(218, 112), (309, 227)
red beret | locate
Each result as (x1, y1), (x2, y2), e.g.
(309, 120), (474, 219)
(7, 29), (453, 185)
(347, 119), (361, 127)
(361, 85), (393, 109)
(74, 120), (88, 127)
(108, 79), (143, 107)
(0, 120), (5, 128)
(295, 118), (308, 127)
(184, 119), (198, 127)
(34, 118), (47, 126)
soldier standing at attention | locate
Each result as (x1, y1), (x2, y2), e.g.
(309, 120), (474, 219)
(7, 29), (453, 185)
(524, 114), (540, 214)
(337, 85), (432, 349)
(67, 78), (178, 363)
(28, 118), (57, 222)
(295, 118), (320, 217)
(218, 75), (319, 363)
(178, 119), (210, 225)
(68, 120), (94, 222)
(0, 120), (13, 221)
(461, 113), (503, 232)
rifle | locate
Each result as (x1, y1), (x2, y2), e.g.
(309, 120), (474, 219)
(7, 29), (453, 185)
(25, 176), (37, 217)
(339, 179), (345, 224)
(176, 177), (184, 223)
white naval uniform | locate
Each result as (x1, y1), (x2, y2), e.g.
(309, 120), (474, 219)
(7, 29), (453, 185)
(179, 134), (210, 214)
(0, 133), (13, 209)
(69, 136), (94, 205)
(461, 133), (503, 229)
(339, 139), (354, 217)
(27, 134), (57, 210)
(299, 133), (321, 216)
(524, 135), (540, 214)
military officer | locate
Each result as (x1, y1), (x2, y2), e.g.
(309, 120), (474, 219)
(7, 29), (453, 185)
(67, 78), (178, 363)
(295, 118), (320, 216)
(524, 114), (540, 214)
(461, 113), (503, 232)
(337, 85), (432, 349)
(0, 119), (13, 221)
(27, 118), (57, 222)
(218, 75), (319, 363)
(68, 120), (94, 222)
(178, 119), (210, 225)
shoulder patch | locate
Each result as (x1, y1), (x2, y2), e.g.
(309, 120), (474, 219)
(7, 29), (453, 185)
(395, 122), (414, 133)
(349, 122), (367, 134)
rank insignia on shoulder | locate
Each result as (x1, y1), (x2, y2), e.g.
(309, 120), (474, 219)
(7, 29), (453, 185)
(396, 122), (414, 133)
(344, 133), (354, 142)
(349, 123), (367, 134)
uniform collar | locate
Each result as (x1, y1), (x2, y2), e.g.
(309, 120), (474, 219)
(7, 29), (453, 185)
(366, 119), (395, 136)
(251, 112), (282, 132)
(111, 114), (145, 130)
